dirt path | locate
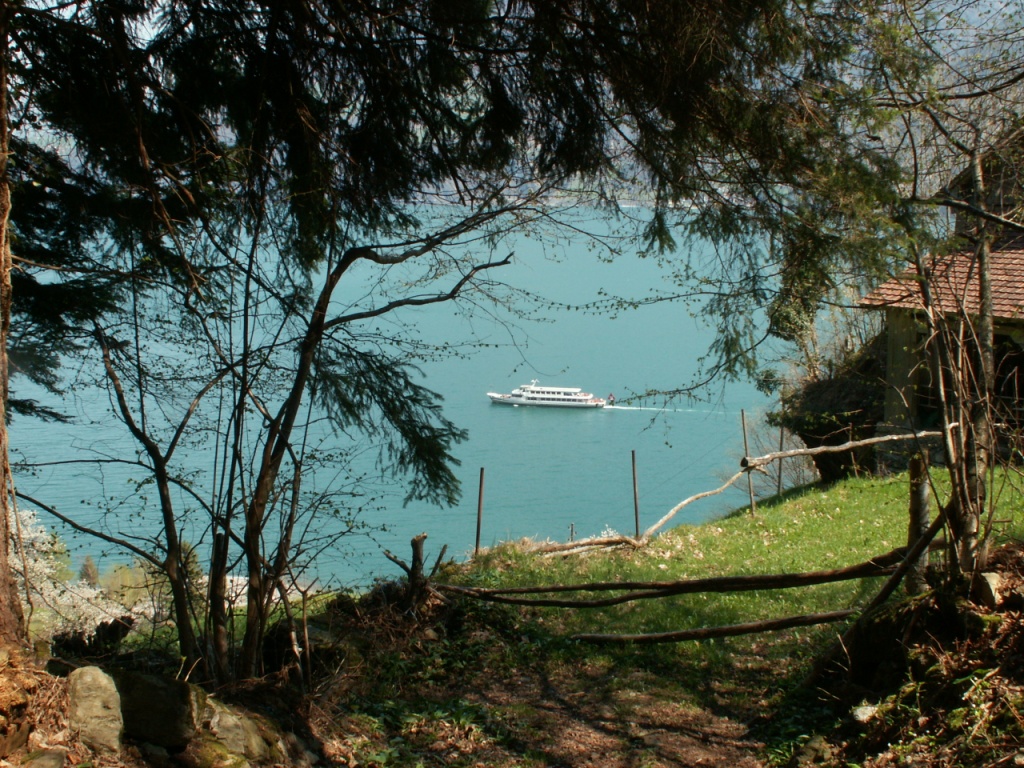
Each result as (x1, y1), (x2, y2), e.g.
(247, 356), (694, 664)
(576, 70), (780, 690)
(466, 667), (765, 767)
(374, 654), (769, 768)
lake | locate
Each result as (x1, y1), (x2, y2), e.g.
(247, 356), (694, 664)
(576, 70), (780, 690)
(11, 223), (773, 587)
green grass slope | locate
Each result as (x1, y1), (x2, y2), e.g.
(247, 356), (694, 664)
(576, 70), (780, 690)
(307, 468), (1024, 767)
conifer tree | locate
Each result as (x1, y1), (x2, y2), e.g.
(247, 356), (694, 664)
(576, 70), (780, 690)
(0, 0), (887, 670)
(79, 555), (100, 587)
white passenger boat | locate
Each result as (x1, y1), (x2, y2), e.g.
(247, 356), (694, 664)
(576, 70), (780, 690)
(487, 380), (607, 408)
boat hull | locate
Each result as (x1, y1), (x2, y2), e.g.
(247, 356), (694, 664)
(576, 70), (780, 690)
(487, 390), (606, 408)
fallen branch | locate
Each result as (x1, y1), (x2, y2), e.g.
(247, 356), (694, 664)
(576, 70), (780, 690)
(469, 534), (640, 558)
(641, 469), (747, 540)
(527, 535), (641, 555)
(437, 548), (903, 608)
(572, 609), (856, 644)
(741, 429), (947, 470)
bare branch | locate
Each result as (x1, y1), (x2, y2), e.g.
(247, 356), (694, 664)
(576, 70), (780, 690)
(740, 429), (948, 470)
(438, 550), (902, 608)
(16, 491), (162, 568)
(642, 469), (747, 540)
(571, 610), (856, 645)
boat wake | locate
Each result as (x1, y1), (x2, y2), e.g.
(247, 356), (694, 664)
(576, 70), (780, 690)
(605, 405), (669, 412)
(605, 405), (718, 414)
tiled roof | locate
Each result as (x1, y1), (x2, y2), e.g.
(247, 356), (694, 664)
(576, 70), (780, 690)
(859, 244), (1024, 322)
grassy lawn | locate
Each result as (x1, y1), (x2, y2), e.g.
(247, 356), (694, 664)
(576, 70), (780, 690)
(467, 473), (927, 632)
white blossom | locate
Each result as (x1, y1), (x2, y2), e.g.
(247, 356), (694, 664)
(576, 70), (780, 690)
(9, 506), (143, 640)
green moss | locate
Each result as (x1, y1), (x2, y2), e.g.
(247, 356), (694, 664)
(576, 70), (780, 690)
(188, 733), (249, 768)
(947, 707), (970, 731)
(962, 610), (1003, 637)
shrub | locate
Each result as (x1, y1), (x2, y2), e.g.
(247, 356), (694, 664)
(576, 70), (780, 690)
(768, 333), (886, 482)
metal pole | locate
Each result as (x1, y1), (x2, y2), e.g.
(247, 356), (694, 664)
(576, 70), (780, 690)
(741, 410), (756, 515)
(475, 467), (484, 556)
(632, 450), (640, 537)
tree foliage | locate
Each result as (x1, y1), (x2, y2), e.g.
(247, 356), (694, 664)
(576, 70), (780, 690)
(689, 0), (1024, 573)
(3, 0), (864, 671)
(9, 0), (1016, 670)
(768, 333), (887, 481)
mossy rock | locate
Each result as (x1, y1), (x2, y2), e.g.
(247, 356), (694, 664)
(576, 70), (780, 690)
(179, 731), (250, 768)
(207, 699), (274, 762)
(958, 606), (1002, 639)
(906, 646), (943, 682)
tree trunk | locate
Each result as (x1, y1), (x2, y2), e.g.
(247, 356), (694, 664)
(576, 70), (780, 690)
(0, 7), (25, 646)
(237, 252), (357, 677)
(153, 463), (202, 672)
(961, 235), (994, 572)
(208, 532), (231, 683)
(927, 165), (996, 579)
(953, 168), (996, 574)
(905, 455), (930, 594)
(95, 328), (202, 669)
(404, 533), (429, 611)
(240, 506), (269, 678)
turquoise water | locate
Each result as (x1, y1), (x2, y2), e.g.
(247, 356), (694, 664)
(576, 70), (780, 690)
(11, 229), (771, 586)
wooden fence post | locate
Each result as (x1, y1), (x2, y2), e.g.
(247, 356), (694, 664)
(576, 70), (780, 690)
(777, 425), (785, 497)
(475, 467), (485, 557)
(741, 410), (756, 515)
(632, 450), (640, 538)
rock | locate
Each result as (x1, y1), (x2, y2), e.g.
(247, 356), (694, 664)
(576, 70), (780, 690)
(68, 666), (123, 754)
(972, 572), (1002, 609)
(114, 671), (205, 751)
(852, 705), (878, 724)
(181, 732), (252, 768)
(960, 606), (1002, 638)
(207, 700), (270, 762)
(21, 748), (67, 768)
(790, 734), (833, 766)
(138, 741), (171, 766)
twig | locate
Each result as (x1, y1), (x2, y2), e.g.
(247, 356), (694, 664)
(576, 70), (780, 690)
(429, 544), (449, 578)
(383, 549), (412, 577)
